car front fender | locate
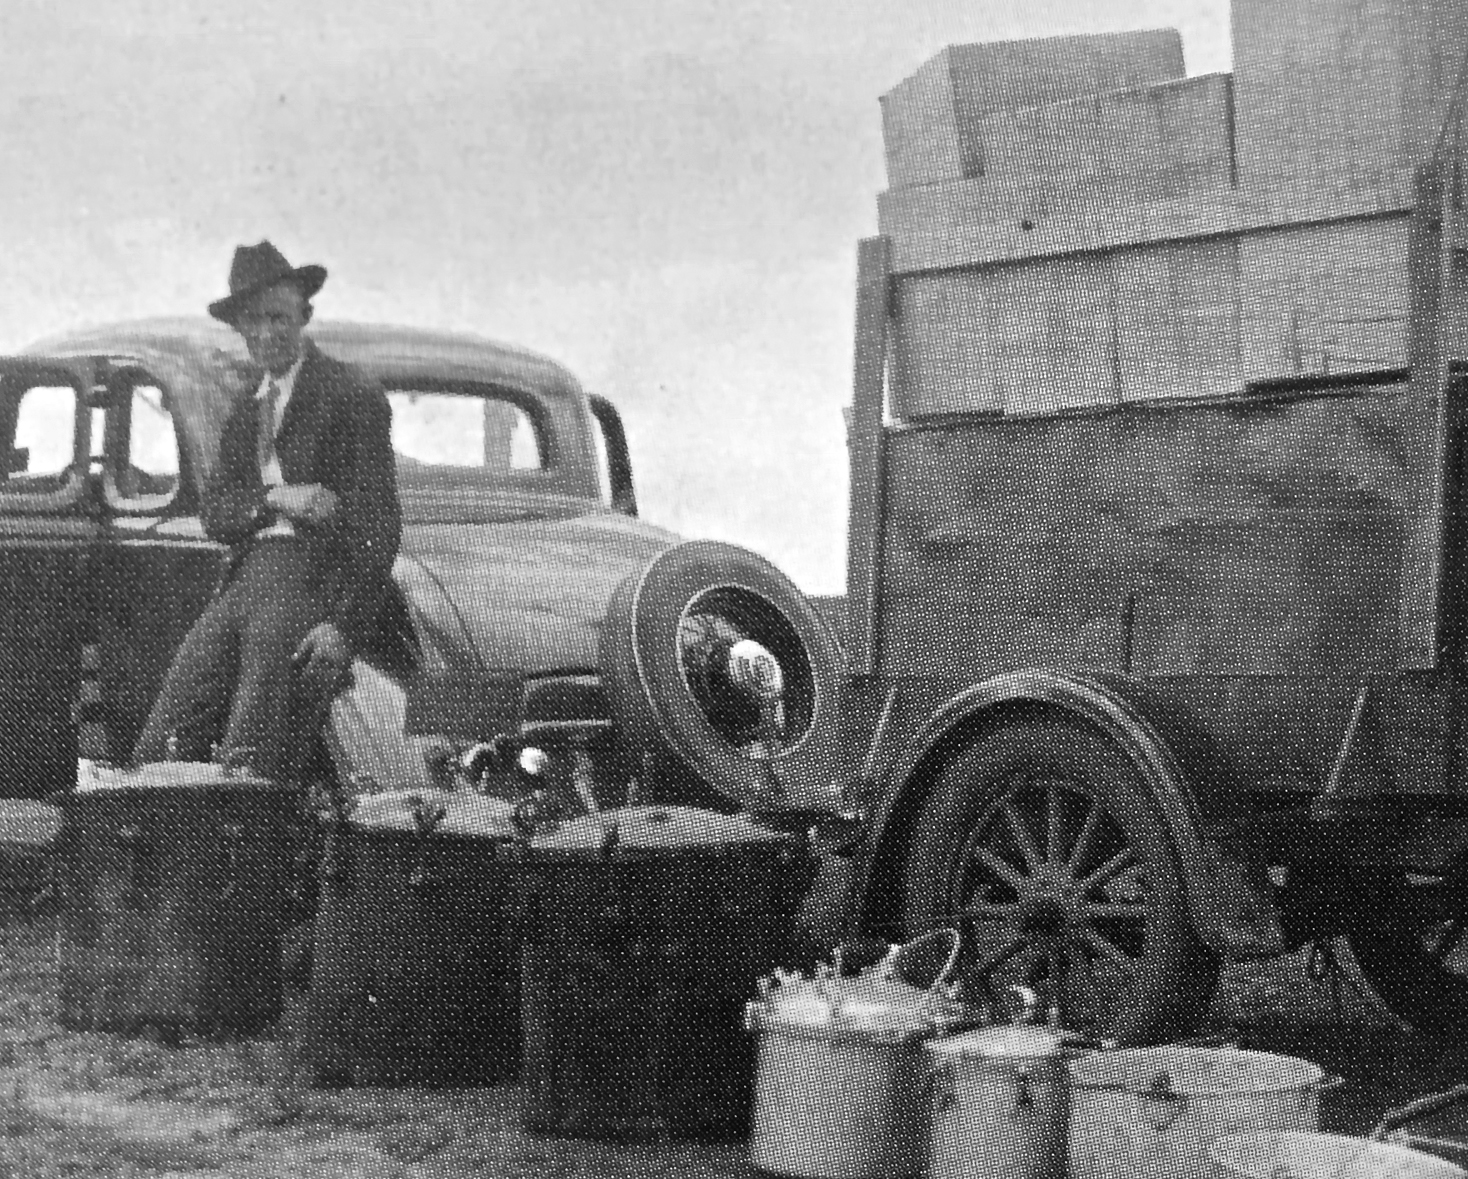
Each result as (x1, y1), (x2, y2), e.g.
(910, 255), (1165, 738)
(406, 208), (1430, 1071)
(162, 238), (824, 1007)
(851, 669), (1285, 961)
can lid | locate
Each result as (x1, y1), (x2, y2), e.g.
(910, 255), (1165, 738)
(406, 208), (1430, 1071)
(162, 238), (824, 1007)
(1069, 1046), (1323, 1097)
(349, 789), (516, 840)
(0, 799), (62, 850)
(527, 805), (790, 857)
(1206, 1131), (1467, 1179)
(750, 973), (958, 1042)
(74, 760), (282, 793)
(926, 1024), (1070, 1061)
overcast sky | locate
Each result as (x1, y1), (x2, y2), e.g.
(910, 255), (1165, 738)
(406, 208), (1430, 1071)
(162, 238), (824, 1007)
(1, 0), (1231, 592)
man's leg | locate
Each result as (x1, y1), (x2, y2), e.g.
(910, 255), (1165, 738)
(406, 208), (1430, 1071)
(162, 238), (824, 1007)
(132, 595), (240, 765)
(223, 555), (328, 781)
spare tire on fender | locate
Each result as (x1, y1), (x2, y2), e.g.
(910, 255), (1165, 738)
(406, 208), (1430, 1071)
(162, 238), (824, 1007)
(598, 540), (844, 814)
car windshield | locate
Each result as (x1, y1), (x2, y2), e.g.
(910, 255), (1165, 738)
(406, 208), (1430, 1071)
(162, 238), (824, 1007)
(387, 389), (545, 493)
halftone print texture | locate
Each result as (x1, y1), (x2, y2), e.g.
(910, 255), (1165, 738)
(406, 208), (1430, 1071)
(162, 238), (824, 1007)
(4, 2), (1468, 1177)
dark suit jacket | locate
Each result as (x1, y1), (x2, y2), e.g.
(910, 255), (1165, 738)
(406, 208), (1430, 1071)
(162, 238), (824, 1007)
(203, 338), (403, 659)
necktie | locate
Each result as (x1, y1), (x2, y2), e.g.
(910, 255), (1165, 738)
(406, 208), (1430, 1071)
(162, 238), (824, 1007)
(258, 378), (281, 473)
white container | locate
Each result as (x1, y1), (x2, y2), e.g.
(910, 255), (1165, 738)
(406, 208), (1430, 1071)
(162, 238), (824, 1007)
(1207, 1130), (1467, 1179)
(1069, 1045), (1336, 1179)
(745, 931), (966, 1179)
(924, 1024), (1072, 1179)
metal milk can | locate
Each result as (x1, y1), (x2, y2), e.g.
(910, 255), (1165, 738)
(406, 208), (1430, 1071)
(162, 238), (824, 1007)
(744, 929), (967, 1179)
(924, 1023), (1074, 1179)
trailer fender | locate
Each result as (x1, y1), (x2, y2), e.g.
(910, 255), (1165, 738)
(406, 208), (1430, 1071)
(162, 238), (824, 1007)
(857, 669), (1284, 960)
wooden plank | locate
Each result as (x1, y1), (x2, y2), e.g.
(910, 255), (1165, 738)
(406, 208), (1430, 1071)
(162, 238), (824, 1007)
(845, 237), (892, 676)
(891, 254), (1117, 418)
(894, 238), (1241, 416)
(880, 170), (1418, 275)
(1112, 239), (1241, 401)
(1231, 0), (1468, 189)
(1154, 72), (1237, 194)
(1404, 161), (1462, 674)
(1441, 79), (1468, 364)
(948, 28), (1184, 167)
(969, 73), (1234, 216)
(890, 270), (999, 418)
(879, 52), (966, 189)
(1238, 216), (1412, 382)
(985, 255), (1117, 415)
(876, 385), (1431, 681)
(975, 90), (1106, 210)
(879, 29), (1184, 190)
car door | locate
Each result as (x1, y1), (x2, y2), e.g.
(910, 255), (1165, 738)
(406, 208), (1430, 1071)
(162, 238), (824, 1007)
(0, 358), (100, 798)
(93, 363), (225, 765)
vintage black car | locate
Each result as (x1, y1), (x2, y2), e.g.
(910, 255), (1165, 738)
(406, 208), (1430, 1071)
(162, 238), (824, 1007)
(0, 319), (842, 817)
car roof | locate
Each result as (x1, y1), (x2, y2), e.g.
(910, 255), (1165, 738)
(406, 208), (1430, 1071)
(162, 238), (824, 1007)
(23, 316), (586, 400)
(19, 316), (590, 483)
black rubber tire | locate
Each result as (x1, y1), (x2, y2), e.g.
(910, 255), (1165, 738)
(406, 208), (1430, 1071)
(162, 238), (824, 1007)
(598, 540), (843, 812)
(1346, 887), (1468, 1032)
(899, 715), (1218, 1045)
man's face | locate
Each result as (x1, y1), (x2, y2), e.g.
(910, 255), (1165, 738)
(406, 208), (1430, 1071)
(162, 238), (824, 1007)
(233, 281), (309, 376)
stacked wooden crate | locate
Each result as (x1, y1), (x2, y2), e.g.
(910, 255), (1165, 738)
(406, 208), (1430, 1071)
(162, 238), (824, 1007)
(877, 0), (1468, 420)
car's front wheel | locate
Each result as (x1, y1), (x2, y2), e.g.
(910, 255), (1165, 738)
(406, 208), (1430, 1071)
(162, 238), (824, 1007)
(899, 716), (1217, 1044)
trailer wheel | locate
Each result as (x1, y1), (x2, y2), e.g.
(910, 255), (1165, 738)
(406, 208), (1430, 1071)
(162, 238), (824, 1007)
(1346, 881), (1468, 1032)
(899, 716), (1217, 1044)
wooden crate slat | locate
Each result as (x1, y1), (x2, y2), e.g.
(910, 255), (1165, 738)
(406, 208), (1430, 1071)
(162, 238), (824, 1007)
(1239, 216), (1413, 381)
(879, 52), (968, 190)
(973, 74), (1235, 213)
(985, 255), (1118, 415)
(891, 254), (1119, 418)
(879, 171), (1418, 273)
(1112, 239), (1241, 402)
(890, 270), (999, 418)
(844, 237), (893, 676)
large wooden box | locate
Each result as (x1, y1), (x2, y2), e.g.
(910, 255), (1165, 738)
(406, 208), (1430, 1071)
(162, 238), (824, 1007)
(880, 29), (1185, 189)
(1232, 0), (1468, 188)
(887, 209), (1418, 419)
(872, 4), (1467, 396)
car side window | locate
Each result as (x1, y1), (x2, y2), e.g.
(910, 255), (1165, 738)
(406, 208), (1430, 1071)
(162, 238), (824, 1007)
(388, 390), (545, 485)
(118, 384), (180, 502)
(4, 384), (76, 490)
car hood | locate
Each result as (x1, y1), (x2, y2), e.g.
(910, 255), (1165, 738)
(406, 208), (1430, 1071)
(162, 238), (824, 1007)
(395, 508), (679, 677)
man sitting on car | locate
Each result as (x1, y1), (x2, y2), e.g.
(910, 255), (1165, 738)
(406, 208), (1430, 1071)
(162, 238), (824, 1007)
(133, 240), (401, 781)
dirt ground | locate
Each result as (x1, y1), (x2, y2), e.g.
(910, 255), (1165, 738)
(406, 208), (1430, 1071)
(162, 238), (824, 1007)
(6, 879), (1468, 1177)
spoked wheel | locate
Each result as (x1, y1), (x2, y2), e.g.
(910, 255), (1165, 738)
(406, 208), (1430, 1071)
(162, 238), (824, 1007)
(900, 716), (1217, 1044)
(1346, 875), (1468, 1032)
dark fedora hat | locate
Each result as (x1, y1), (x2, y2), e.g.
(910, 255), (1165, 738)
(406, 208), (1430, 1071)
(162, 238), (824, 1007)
(208, 240), (327, 323)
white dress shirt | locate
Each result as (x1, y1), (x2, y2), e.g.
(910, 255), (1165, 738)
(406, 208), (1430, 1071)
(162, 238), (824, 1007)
(255, 353), (305, 536)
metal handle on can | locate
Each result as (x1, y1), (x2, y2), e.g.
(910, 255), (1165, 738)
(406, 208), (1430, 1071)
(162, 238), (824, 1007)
(1015, 1065), (1036, 1113)
(407, 794), (446, 890)
(1371, 1082), (1468, 1141)
(1311, 1073), (1347, 1111)
(219, 822), (244, 900)
(924, 1058), (957, 1112)
(115, 822), (148, 908)
(216, 745), (256, 777)
(317, 777), (363, 893)
(1140, 1072), (1189, 1132)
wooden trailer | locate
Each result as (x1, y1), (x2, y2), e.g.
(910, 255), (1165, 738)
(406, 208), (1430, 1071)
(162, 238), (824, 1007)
(840, 0), (1468, 1041)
